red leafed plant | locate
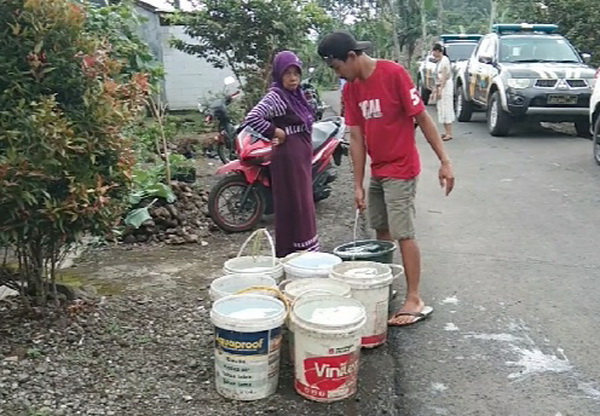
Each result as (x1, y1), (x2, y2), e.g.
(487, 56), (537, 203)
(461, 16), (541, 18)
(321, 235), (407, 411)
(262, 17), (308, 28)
(0, 0), (149, 306)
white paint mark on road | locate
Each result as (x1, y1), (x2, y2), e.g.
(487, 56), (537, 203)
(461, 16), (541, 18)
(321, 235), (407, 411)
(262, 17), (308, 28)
(578, 382), (600, 400)
(464, 333), (523, 343)
(440, 295), (459, 305)
(506, 347), (572, 380)
(444, 323), (459, 331)
(431, 382), (449, 393)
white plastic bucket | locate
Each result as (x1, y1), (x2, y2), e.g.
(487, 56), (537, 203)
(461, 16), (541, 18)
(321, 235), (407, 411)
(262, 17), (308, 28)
(283, 252), (342, 280)
(223, 229), (285, 282)
(209, 274), (278, 302)
(211, 294), (287, 401)
(290, 293), (366, 403)
(330, 261), (403, 349)
(280, 278), (352, 303)
(280, 278), (353, 363)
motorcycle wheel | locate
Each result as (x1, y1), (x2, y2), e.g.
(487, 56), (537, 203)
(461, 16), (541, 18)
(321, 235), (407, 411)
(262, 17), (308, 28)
(208, 173), (265, 233)
(217, 143), (236, 164)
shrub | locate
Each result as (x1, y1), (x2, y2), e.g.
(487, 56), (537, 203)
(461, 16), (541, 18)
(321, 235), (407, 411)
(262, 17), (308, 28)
(0, 0), (149, 306)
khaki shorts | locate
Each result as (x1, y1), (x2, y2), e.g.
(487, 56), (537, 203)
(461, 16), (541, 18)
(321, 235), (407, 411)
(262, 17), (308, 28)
(368, 177), (418, 240)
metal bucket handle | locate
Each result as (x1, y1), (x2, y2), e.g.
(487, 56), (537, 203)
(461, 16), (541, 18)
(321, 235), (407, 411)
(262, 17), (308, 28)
(235, 285), (290, 317)
(236, 228), (276, 267)
(388, 263), (405, 281)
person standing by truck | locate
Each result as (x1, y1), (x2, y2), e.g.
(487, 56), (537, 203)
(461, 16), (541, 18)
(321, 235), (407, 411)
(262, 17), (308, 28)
(431, 43), (455, 141)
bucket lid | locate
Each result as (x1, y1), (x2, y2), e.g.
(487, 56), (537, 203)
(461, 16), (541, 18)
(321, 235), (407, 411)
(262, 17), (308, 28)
(292, 294), (366, 332)
(210, 274), (277, 296)
(211, 294), (286, 332)
(283, 278), (351, 301)
(224, 256), (283, 273)
(330, 261), (394, 287)
(333, 239), (397, 260)
(284, 252), (342, 270)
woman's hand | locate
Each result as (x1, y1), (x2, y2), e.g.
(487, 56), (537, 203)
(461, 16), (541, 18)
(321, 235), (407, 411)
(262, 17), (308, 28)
(273, 128), (286, 146)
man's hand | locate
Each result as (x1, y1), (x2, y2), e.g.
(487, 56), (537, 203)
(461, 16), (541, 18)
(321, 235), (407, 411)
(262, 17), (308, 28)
(355, 185), (366, 211)
(273, 128), (286, 146)
(439, 160), (455, 196)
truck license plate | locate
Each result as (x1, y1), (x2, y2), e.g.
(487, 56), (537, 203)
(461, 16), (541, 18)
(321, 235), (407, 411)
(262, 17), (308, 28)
(547, 94), (578, 105)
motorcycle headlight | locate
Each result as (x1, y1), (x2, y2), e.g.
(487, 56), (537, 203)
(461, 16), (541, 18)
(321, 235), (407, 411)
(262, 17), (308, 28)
(507, 78), (531, 89)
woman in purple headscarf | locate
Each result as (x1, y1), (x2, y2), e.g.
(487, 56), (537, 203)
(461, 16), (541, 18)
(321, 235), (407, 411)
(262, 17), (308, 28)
(243, 51), (319, 257)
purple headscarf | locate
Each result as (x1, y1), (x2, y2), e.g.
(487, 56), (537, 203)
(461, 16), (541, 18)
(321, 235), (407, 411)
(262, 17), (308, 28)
(270, 51), (314, 131)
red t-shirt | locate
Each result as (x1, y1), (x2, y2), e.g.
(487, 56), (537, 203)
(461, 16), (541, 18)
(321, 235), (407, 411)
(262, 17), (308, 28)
(344, 60), (425, 180)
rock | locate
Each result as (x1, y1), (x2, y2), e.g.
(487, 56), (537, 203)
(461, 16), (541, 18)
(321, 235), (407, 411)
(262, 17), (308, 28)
(135, 234), (149, 243)
(183, 234), (199, 244)
(123, 234), (137, 244)
(17, 373), (29, 383)
(166, 205), (179, 219)
(153, 206), (171, 219)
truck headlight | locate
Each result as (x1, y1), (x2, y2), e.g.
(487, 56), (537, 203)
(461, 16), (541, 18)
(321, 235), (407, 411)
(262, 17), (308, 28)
(507, 78), (531, 89)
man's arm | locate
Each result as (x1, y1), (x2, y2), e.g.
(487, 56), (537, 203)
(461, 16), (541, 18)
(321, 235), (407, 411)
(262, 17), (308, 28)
(349, 126), (367, 210)
(414, 110), (455, 195)
(415, 111), (450, 163)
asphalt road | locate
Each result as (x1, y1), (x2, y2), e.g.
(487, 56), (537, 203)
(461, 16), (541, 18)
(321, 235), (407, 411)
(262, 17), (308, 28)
(319, 90), (600, 416)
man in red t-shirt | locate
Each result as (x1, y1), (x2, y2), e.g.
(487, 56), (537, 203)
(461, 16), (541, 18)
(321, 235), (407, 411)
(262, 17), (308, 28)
(318, 31), (455, 326)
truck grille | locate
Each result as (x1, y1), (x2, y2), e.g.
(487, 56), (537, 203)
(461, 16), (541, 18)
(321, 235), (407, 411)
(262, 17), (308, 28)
(534, 79), (557, 88)
(533, 79), (588, 88)
(566, 79), (588, 88)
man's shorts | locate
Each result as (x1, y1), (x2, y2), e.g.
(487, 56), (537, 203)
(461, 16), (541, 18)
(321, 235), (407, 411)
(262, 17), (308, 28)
(368, 176), (418, 240)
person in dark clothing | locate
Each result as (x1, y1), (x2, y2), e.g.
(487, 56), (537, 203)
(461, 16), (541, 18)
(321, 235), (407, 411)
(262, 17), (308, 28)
(242, 51), (319, 257)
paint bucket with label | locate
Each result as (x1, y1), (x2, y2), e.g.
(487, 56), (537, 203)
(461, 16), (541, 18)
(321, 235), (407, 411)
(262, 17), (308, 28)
(279, 279), (353, 362)
(329, 261), (402, 348)
(283, 252), (342, 280)
(290, 293), (366, 403)
(211, 294), (287, 401)
(209, 274), (278, 302)
(223, 229), (285, 282)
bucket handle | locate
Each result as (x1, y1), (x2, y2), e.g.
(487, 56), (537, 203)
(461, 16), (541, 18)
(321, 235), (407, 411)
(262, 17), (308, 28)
(235, 285), (290, 317)
(237, 228), (276, 267)
(389, 263), (405, 280)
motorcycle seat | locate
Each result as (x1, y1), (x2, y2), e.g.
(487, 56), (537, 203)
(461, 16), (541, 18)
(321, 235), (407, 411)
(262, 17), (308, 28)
(311, 120), (339, 151)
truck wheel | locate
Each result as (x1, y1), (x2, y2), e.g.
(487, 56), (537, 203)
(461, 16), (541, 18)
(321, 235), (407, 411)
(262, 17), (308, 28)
(488, 91), (511, 136)
(575, 118), (591, 139)
(593, 117), (600, 165)
(455, 87), (473, 122)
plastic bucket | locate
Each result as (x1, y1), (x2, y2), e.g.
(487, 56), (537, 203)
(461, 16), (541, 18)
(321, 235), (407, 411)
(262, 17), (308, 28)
(333, 240), (397, 264)
(330, 261), (403, 348)
(209, 274), (278, 302)
(223, 229), (284, 282)
(290, 293), (367, 403)
(280, 278), (352, 304)
(283, 252), (342, 280)
(211, 294), (287, 401)
(280, 278), (353, 363)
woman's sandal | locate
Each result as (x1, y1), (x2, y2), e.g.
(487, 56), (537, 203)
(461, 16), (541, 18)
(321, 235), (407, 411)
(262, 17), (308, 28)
(442, 135), (453, 142)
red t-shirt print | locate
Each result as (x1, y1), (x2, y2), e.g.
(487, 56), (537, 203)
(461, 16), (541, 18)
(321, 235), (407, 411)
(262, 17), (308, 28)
(343, 60), (426, 180)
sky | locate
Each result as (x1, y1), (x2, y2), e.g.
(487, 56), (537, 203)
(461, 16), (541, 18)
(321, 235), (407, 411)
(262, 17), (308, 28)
(142, 0), (197, 11)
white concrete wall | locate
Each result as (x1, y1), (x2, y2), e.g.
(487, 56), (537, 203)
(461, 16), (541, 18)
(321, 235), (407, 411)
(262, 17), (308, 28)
(160, 26), (236, 111)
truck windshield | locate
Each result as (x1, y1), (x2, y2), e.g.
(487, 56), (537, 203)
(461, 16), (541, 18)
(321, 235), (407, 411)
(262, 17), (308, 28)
(445, 43), (477, 62)
(498, 36), (580, 63)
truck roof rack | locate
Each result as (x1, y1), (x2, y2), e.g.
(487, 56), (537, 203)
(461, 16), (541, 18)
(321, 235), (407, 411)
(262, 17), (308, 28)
(492, 23), (559, 35)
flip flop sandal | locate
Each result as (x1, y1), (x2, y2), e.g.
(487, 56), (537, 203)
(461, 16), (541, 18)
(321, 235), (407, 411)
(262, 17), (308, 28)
(388, 306), (434, 327)
(442, 136), (453, 142)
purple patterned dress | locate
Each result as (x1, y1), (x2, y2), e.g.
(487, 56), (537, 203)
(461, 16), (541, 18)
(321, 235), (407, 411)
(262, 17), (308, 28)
(243, 89), (319, 257)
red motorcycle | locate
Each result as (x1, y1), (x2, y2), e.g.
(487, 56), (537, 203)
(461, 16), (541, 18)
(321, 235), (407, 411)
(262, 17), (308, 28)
(208, 116), (348, 233)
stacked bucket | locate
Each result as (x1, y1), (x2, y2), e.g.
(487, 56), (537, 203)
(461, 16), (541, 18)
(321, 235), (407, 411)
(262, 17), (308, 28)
(209, 229), (403, 403)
